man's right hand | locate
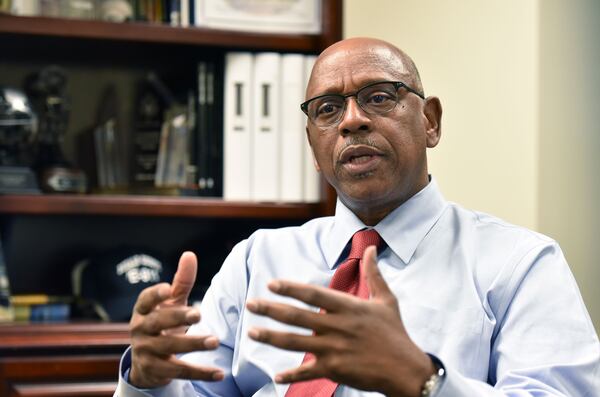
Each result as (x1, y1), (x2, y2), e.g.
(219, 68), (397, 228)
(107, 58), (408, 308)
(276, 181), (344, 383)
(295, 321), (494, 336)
(128, 251), (224, 388)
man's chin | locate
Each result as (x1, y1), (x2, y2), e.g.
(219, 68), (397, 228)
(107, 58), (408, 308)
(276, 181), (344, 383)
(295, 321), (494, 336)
(338, 183), (394, 206)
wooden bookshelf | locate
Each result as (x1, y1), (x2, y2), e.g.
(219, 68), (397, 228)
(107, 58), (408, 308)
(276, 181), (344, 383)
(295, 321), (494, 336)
(0, 0), (341, 51)
(0, 2), (342, 393)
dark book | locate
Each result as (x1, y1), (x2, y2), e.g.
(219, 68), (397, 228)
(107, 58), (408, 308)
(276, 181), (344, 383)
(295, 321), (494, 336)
(189, 0), (195, 25)
(196, 61), (210, 196)
(195, 59), (224, 197)
(206, 59), (224, 197)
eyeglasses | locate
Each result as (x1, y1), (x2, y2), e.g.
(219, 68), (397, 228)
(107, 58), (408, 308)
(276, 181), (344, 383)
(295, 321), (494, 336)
(300, 81), (424, 128)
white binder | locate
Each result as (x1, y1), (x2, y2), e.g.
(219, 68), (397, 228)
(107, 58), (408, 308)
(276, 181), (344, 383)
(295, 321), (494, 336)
(279, 54), (305, 202)
(223, 52), (253, 201)
(251, 52), (281, 202)
(302, 55), (321, 202)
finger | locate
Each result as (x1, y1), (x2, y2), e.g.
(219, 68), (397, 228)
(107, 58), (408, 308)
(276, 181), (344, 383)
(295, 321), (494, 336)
(275, 359), (323, 384)
(267, 280), (359, 313)
(137, 334), (220, 356)
(143, 355), (224, 382)
(363, 245), (394, 302)
(246, 299), (328, 330)
(134, 283), (172, 315)
(133, 307), (201, 335)
(247, 327), (324, 353)
(170, 251), (198, 305)
(168, 355), (225, 381)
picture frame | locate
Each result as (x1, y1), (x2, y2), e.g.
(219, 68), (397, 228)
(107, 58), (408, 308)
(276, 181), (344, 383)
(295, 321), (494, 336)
(194, 0), (321, 34)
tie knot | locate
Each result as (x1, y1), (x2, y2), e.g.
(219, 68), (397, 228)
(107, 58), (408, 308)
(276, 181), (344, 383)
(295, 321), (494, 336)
(348, 229), (383, 260)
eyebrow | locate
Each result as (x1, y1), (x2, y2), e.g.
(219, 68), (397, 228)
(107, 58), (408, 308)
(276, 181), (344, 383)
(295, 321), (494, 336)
(308, 79), (395, 99)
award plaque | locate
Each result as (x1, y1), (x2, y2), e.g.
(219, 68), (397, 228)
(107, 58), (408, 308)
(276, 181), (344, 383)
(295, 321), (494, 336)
(195, 0), (321, 34)
(26, 66), (88, 194)
(131, 75), (167, 187)
(0, 88), (41, 195)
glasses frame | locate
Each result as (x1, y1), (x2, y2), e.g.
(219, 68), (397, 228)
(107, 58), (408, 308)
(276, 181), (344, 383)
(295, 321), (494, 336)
(300, 80), (425, 127)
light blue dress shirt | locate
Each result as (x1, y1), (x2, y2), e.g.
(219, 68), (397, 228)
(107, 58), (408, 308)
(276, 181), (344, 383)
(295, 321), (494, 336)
(115, 178), (600, 397)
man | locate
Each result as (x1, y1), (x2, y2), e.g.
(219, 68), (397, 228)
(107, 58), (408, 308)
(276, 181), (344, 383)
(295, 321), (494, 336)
(116, 37), (599, 396)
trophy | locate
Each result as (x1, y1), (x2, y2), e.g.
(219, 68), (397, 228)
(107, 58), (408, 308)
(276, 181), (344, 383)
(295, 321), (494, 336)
(0, 87), (41, 194)
(26, 66), (87, 193)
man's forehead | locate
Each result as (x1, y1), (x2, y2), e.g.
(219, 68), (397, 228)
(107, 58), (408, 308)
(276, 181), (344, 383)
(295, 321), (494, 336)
(308, 44), (411, 96)
(320, 44), (408, 70)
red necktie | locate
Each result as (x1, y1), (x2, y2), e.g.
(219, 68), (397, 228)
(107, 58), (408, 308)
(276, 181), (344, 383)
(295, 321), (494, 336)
(285, 229), (384, 397)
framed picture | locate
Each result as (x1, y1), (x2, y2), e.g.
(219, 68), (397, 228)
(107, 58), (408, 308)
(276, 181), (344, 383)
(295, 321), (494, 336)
(195, 0), (321, 34)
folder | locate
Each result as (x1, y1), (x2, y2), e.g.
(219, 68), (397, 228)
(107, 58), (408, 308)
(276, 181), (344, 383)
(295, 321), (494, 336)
(302, 55), (321, 202)
(279, 54), (305, 202)
(251, 52), (281, 202)
(223, 52), (253, 201)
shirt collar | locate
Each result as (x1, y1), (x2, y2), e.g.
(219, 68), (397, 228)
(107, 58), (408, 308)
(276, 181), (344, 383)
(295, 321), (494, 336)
(324, 177), (448, 268)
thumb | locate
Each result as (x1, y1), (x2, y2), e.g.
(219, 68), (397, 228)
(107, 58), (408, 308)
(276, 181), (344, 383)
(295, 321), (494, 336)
(363, 246), (394, 302)
(170, 251), (198, 305)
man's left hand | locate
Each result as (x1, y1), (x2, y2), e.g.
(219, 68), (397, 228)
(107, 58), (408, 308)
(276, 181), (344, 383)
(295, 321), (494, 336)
(245, 246), (435, 396)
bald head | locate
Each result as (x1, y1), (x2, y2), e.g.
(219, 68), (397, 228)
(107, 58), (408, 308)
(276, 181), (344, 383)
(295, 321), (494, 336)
(307, 37), (423, 99)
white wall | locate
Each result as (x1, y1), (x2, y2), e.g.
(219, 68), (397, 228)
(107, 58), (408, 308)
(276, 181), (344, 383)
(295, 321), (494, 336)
(538, 0), (600, 331)
(344, 0), (599, 330)
(345, 0), (539, 230)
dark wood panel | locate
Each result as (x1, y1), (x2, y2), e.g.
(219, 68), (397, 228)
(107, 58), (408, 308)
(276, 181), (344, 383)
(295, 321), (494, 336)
(0, 323), (129, 350)
(321, 0), (344, 48)
(0, 355), (120, 379)
(0, 327), (124, 397)
(0, 195), (325, 219)
(8, 381), (116, 397)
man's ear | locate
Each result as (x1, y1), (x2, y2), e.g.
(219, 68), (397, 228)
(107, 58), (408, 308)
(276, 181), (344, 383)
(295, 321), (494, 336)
(306, 127), (321, 172)
(423, 96), (442, 148)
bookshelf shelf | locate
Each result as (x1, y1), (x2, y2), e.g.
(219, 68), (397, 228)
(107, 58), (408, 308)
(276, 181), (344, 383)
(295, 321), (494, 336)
(0, 322), (129, 351)
(0, 11), (336, 51)
(0, 194), (324, 219)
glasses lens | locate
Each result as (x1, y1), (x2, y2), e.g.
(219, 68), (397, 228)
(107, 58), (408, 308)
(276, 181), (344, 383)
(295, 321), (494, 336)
(357, 82), (399, 115)
(307, 95), (345, 127)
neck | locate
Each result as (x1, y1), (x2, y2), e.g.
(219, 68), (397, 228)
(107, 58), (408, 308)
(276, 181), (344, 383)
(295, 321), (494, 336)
(340, 195), (402, 226)
(341, 176), (431, 226)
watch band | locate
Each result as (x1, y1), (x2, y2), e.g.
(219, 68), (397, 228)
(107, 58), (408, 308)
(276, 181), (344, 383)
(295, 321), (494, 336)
(421, 354), (446, 397)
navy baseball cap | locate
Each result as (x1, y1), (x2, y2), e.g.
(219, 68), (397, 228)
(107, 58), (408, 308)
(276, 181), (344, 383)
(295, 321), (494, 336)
(72, 248), (173, 322)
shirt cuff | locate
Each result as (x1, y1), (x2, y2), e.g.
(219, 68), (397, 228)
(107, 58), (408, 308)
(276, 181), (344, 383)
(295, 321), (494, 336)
(432, 360), (499, 397)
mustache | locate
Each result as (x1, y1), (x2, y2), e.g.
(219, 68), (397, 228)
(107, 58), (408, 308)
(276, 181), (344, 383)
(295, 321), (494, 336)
(336, 137), (385, 162)
(338, 136), (382, 151)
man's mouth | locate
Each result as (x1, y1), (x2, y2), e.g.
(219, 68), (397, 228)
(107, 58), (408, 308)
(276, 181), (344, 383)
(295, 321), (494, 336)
(339, 145), (384, 175)
(348, 154), (376, 164)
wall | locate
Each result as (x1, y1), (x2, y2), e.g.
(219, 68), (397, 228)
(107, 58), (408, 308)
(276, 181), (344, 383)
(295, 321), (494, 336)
(538, 0), (600, 331)
(344, 0), (599, 330)
(344, 0), (539, 230)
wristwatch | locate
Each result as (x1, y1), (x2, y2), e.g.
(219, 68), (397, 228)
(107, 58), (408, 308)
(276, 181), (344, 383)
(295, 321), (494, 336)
(421, 354), (446, 397)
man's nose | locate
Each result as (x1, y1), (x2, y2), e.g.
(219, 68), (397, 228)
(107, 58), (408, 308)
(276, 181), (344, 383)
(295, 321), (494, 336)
(338, 97), (371, 135)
